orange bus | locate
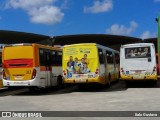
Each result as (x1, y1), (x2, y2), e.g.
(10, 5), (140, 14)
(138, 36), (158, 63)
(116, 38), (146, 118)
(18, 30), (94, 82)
(2, 43), (63, 91)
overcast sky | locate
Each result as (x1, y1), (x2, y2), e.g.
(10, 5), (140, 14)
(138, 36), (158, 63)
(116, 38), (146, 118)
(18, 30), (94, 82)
(0, 0), (160, 39)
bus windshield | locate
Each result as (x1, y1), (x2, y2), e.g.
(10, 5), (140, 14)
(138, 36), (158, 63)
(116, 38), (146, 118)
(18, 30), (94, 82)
(125, 46), (151, 59)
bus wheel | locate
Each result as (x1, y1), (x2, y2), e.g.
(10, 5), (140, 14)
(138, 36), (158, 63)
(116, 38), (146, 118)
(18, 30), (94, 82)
(57, 76), (63, 89)
(106, 74), (111, 88)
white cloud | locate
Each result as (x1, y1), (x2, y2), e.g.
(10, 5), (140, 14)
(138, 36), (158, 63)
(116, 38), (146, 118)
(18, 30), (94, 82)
(140, 31), (156, 39)
(28, 6), (64, 24)
(4, 0), (64, 25)
(106, 21), (138, 36)
(60, 0), (69, 9)
(5, 0), (55, 9)
(154, 0), (160, 2)
(84, 0), (113, 13)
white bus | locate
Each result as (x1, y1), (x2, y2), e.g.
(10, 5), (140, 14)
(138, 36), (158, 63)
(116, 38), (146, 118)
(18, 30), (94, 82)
(62, 43), (120, 87)
(120, 43), (157, 81)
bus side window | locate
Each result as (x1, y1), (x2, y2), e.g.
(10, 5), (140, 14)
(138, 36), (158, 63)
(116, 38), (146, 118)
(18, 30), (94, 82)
(39, 49), (45, 66)
(106, 51), (114, 64)
(57, 51), (62, 66)
(51, 51), (56, 65)
(115, 53), (120, 64)
(45, 51), (52, 66)
(51, 51), (62, 66)
(98, 49), (104, 64)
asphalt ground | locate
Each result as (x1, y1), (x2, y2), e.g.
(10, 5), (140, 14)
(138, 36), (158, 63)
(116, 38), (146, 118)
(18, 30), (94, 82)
(0, 80), (160, 120)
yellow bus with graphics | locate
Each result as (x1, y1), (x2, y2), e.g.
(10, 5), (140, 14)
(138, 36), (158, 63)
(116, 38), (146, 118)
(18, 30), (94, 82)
(2, 43), (63, 91)
(62, 43), (120, 86)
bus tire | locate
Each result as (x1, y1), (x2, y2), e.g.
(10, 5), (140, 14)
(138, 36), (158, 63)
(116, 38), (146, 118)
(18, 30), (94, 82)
(57, 76), (63, 89)
(106, 74), (111, 88)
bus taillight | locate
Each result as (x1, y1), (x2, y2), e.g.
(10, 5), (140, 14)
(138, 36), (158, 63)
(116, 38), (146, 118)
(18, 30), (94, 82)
(63, 70), (66, 75)
(121, 68), (124, 72)
(2, 70), (7, 80)
(95, 69), (99, 74)
(153, 66), (156, 72)
(31, 69), (37, 79)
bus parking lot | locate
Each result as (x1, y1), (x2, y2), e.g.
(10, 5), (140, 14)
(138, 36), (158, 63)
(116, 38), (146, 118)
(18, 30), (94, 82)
(0, 79), (160, 112)
(0, 80), (160, 120)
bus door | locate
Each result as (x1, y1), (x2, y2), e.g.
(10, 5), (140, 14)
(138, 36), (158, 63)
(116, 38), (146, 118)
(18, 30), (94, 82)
(44, 51), (52, 87)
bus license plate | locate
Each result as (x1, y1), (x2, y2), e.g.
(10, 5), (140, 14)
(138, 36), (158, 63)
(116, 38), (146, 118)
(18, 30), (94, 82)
(14, 82), (27, 84)
(75, 79), (86, 82)
(133, 75), (143, 79)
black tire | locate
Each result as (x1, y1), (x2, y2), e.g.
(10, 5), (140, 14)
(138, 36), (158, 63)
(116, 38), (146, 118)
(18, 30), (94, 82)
(106, 74), (111, 88)
(57, 76), (63, 89)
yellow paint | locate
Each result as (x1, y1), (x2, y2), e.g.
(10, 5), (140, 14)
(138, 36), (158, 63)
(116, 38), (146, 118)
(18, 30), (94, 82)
(64, 77), (106, 84)
(121, 74), (157, 80)
(63, 43), (98, 73)
(64, 74), (119, 85)
(4, 68), (33, 80)
(3, 46), (33, 60)
(0, 80), (3, 88)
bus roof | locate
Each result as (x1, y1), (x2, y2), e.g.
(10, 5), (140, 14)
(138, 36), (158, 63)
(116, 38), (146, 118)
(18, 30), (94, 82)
(63, 43), (119, 53)
(63, 43), (97, 47)
(121, 43), (154, 48)
(3, 43), (62, 51)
